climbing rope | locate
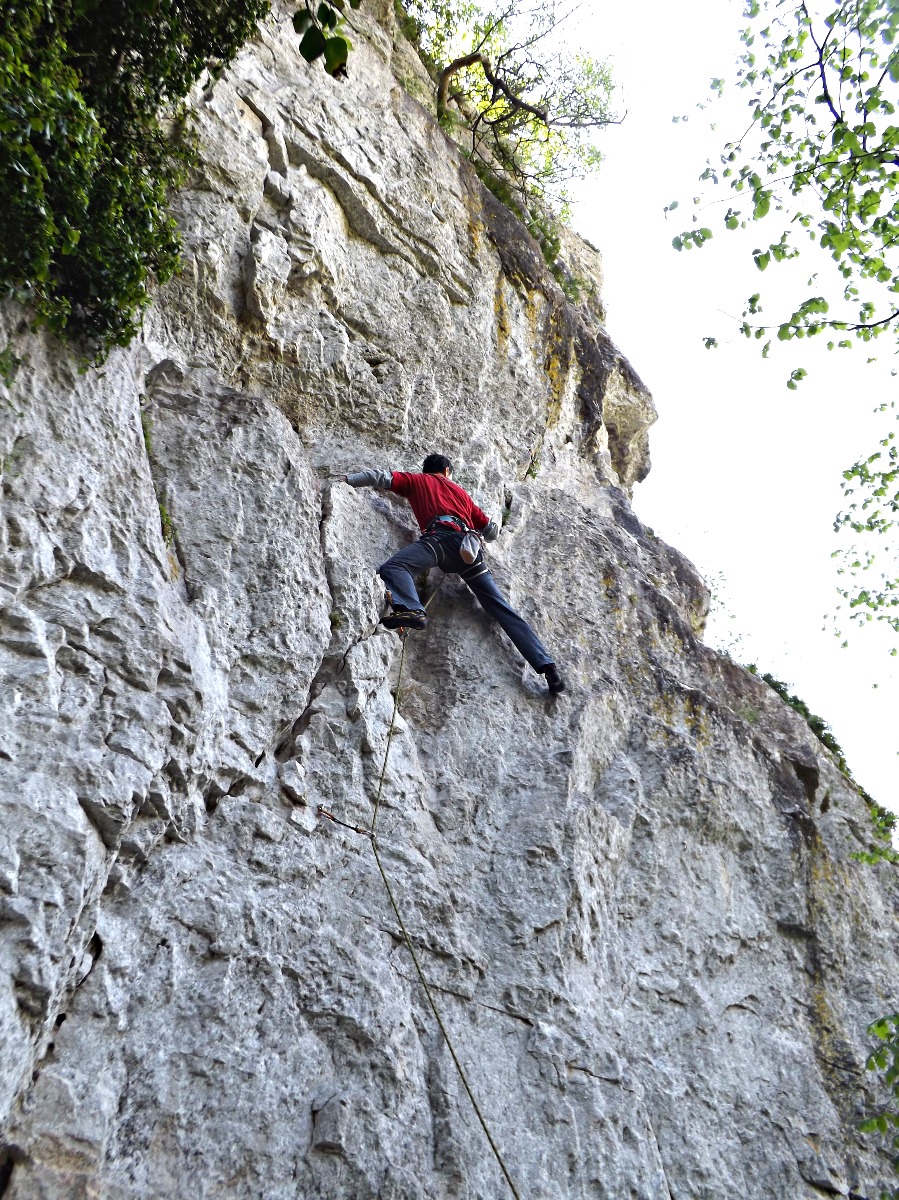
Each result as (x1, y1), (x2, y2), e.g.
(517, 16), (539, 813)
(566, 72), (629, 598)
(370, 629), (406, 836)
(324, 582), (522, 1200)
(368, 840), (522, 1200)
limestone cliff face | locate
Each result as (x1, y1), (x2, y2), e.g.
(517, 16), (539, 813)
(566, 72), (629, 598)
(1, 4), (898, 1198)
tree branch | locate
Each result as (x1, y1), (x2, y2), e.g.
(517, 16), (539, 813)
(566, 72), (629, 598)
(844, 307), (899, 332)
(437, 53), (549, 124)
(801, 0), (842, 126)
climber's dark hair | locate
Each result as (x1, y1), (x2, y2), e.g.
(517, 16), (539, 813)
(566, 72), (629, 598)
(423, 454), (453, 475)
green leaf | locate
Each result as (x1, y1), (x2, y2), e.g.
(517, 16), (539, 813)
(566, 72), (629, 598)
(300, 25), (328, 61)
(293, 10), (314, 33)
(323, 35), (350, 74)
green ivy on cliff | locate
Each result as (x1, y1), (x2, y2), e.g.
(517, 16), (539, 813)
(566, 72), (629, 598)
(0, 0), (268, 359)
(0, 0), (363, 361)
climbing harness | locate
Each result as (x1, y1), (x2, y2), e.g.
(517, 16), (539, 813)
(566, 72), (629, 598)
(423, 513), (485, 565)
(318, 588), (522, 1200)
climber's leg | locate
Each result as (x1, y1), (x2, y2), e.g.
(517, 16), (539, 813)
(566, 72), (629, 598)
(378, 538), (440, 614)
(461, 561), (554, 672)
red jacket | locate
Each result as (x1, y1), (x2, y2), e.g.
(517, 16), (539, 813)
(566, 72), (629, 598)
(390, 472), (490, 533)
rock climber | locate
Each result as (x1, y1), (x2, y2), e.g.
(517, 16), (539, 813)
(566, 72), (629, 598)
(344, 454), (565, 694)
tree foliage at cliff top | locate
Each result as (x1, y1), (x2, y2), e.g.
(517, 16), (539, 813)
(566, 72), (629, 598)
(0, 0), (267, 359)
(399, 0), (615, 217)
(676, 0), (899, 348)
(833, 400), (898, 643)
(673, 0), (899, 645)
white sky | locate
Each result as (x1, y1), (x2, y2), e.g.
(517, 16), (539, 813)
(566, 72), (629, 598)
(568, 0), (898, 809)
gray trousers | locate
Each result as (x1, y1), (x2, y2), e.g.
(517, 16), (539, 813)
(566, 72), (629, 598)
(378, 532), (553, 671)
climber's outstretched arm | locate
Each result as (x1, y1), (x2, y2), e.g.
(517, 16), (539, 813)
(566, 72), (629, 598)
(346, 469), (393, 489)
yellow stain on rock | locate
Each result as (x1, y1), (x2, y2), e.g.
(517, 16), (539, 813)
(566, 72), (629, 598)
(541, 304), (572, 431)
(459, 183), (483, 258)
(494, 276), (511, 355)
(651, 689), (712, 749)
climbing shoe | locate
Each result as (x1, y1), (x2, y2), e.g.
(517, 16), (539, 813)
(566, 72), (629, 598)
(541, 664), (565, 694)
(381, 608), (428, 631)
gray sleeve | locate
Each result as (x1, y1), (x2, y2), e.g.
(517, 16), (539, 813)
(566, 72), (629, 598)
(482, 519), (499, 542)
(346, 469), (393, 489)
